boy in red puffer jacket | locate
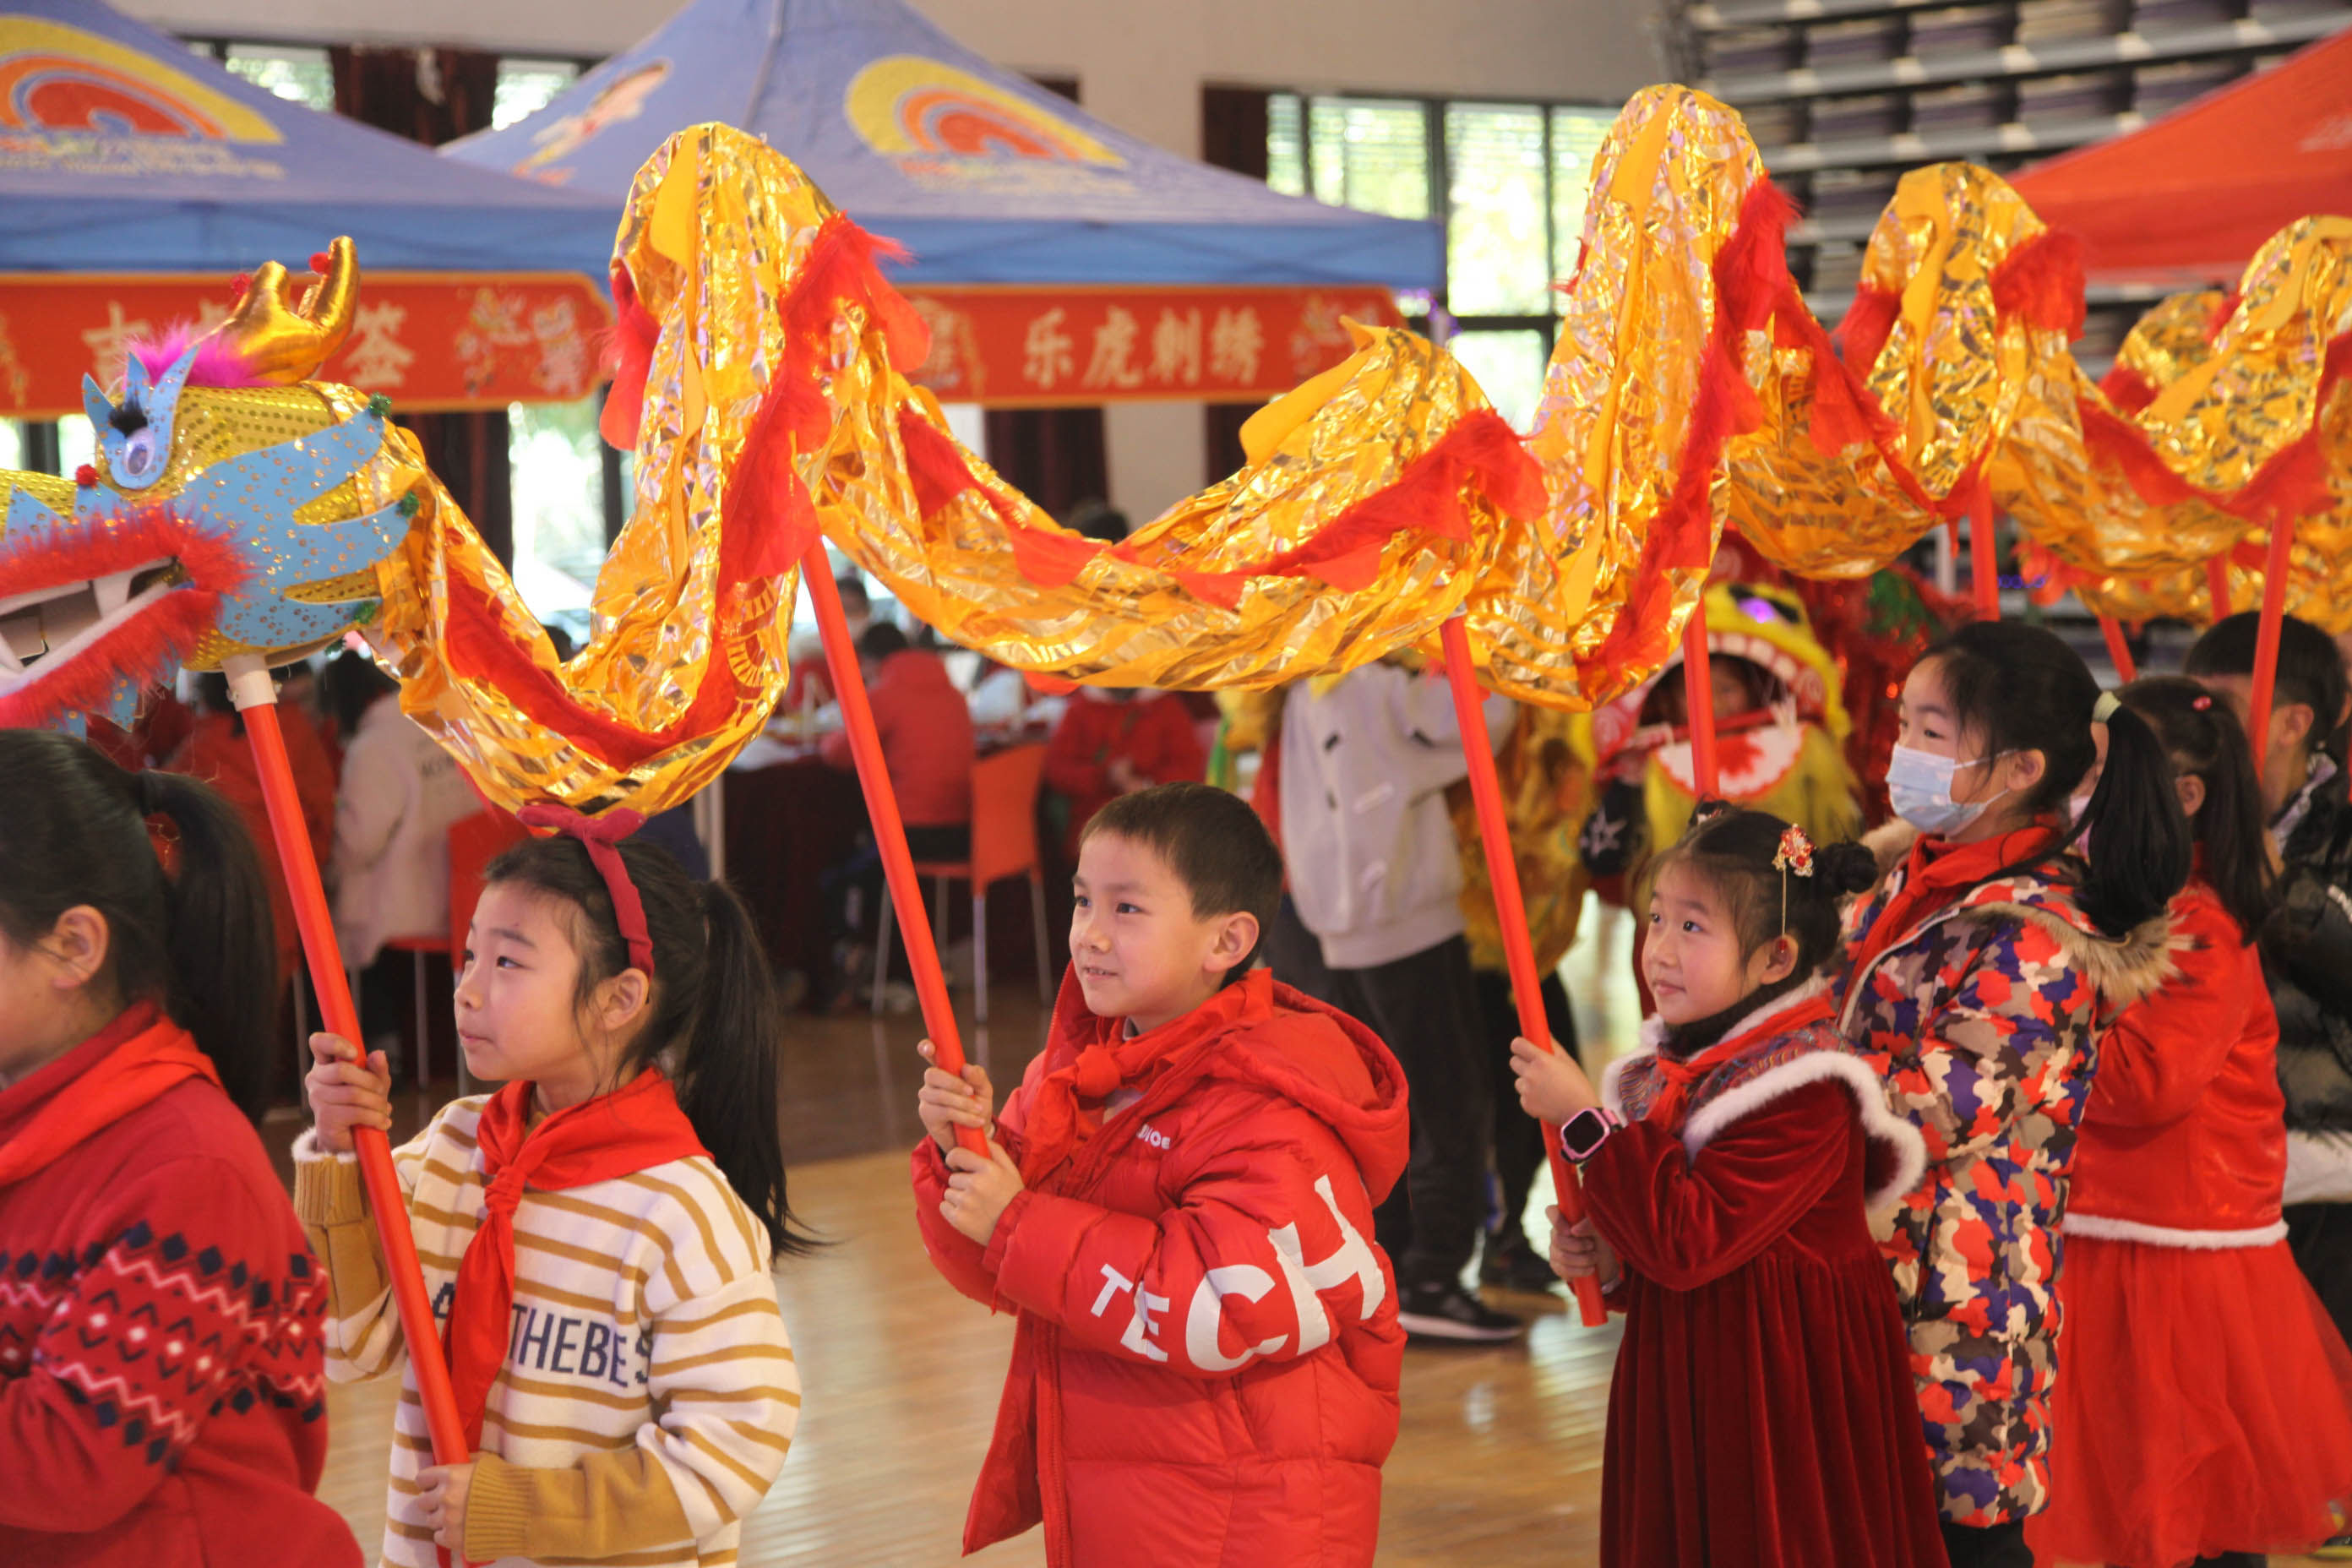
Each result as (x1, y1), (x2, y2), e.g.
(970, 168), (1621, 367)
(912, 781), (1409, 1568)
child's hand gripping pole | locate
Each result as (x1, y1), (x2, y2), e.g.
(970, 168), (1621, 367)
(220, 656), (472, 1468)
(799, 555), (988, 1157)
(1435, 619), (1608, 1327)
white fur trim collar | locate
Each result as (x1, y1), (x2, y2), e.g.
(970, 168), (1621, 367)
(1602, 978), (1925, 1210)
(1634, 976), (1834, 1055)
(1678, 1051), (1928, 1211)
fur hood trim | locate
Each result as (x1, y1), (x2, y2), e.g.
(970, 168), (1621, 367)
(1978, 900), (2175, 1011)
(1863, 818), (1919, 877)
(1684, 1051), (1928, 1210)
(1601, 978), (1925, 1207)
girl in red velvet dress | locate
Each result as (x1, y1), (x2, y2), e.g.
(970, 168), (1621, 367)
(1513, 806), (1948, 1568)
(2028, 678), (2352, 1568)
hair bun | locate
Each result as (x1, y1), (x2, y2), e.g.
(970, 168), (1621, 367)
(1813, 841), (1881, 898)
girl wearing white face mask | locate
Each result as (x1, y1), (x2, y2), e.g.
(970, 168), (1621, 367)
(1832, 621), (2191, 1568)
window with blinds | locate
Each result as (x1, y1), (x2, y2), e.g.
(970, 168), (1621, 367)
(1266, 93), (1624, 431)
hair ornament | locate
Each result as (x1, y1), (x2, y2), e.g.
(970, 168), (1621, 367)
(2192, 693), (2213, 711)
(2093, 690), (2121, 724)
(1773, 824), (1816, 878)
(1773, 822), (1815, 937)
(514, 802), (656, 977)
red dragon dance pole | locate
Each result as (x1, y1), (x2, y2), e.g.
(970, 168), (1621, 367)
(2247, 520), (2297, 787)
(1682, 613), (1722, 799)
(799, 553), (988, 1157)
(1438, 616), (1608, 1328)
(220, 656), (470, 1468)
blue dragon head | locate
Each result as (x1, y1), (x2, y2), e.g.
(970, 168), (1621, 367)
(0, 240), (424, 734)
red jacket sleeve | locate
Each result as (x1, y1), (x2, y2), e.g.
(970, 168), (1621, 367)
(911, 1055), (1048, 1308)
(0, 1159), (328, 1532)
(984, 1099), (1391, 1380)
(2090, 890), (2251, 1129)
(1578, 1081), (1854, 1293)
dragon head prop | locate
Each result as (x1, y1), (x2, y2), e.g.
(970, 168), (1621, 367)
(0, 238), (422, 733)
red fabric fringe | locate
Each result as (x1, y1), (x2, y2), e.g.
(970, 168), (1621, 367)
(446, 210), (931, 769)
(2079, 329), (2352, 529)
(0, 504), (247, 732)
(1586, 179), (1795, 679)
(2099, 366), (2160, 414)
(2207, 291), (2244, 342)
(1990, 231), (2088, 339)
(895, 387), (1543, 607)
(1834, 284), (1902, 374)
(0, 591), (217, 732)
(598, 265), (658, 451)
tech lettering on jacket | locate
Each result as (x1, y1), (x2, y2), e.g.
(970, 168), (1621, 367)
(1087, 1173), (1384, 1371)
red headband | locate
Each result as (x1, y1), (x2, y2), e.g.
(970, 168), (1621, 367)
(516, 803), (656, 977)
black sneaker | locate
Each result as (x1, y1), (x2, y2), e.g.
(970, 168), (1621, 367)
(1397, 1281), (1525, 1342)
(1479, 1235), (1561, 1293)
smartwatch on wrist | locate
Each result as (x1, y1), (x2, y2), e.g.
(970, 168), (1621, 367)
(1559, 1107), (1620, 1162)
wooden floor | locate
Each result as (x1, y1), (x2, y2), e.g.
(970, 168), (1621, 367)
(319, 1149), (1620, 1565)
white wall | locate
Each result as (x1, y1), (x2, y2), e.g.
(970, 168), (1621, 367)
(117, 0), (1664, 514)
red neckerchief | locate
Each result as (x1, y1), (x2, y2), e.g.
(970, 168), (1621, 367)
(1848, 825), (2060, 981)
(0, 1004), (216, 1189)
(441, 1069), (706, 1473)
(1647, 988), (1836, 1132)
(1017, 969), (1273, 1188)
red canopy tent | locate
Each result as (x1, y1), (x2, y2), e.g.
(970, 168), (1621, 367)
(2009, 25), (2352, 286)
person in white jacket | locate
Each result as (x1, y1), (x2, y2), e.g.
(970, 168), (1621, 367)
(326, 650), (484, 1066)
(1279, 656), (1523, 1342)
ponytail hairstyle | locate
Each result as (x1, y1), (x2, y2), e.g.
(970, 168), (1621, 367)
(2120, 675), (2273, 937)
(1652, 804), (1881, 1000)
(1917, 621), (2191, 936)
(0, 729), (276, 1116)
(484, 833), (814, 1257)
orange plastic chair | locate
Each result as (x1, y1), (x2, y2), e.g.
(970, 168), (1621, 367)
(874, 743), (1055, 1024)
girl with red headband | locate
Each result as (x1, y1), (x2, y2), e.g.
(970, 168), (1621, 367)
(300, 808), (812, 1568)
(1510, 806), (1946, 1568)
(0, 730), (359, 1567)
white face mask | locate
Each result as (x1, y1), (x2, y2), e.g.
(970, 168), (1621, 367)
(1887, 744), (2015, 838)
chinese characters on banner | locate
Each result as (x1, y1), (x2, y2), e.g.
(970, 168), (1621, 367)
(899, 286), (1407, 406)
(0, 277), (1406, 416)
(0, 272), (613, 417)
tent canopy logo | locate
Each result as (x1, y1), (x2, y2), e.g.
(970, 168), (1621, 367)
(0, 16), (279, 143)
(846, 55), (1122, 169)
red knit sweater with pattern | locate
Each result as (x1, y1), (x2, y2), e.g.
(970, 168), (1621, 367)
(0, 1013), (357, 1567)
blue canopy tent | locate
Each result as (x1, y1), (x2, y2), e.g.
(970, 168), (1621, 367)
(443, 0), (1440, 291)
(0, 0), (619, 414)
(0, 0), (618, 275)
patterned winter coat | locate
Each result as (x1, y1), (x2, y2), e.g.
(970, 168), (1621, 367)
(1832, 824), (2173, 1528)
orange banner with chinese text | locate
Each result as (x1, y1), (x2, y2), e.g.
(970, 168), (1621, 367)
(0, 270), (612, 417)
(898, 285), (1405, 406)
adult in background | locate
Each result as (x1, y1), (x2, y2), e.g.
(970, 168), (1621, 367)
(1282, 656), (1524, 1342)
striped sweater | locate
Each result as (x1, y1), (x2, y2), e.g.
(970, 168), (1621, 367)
(292, 1094), (798, 1567)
